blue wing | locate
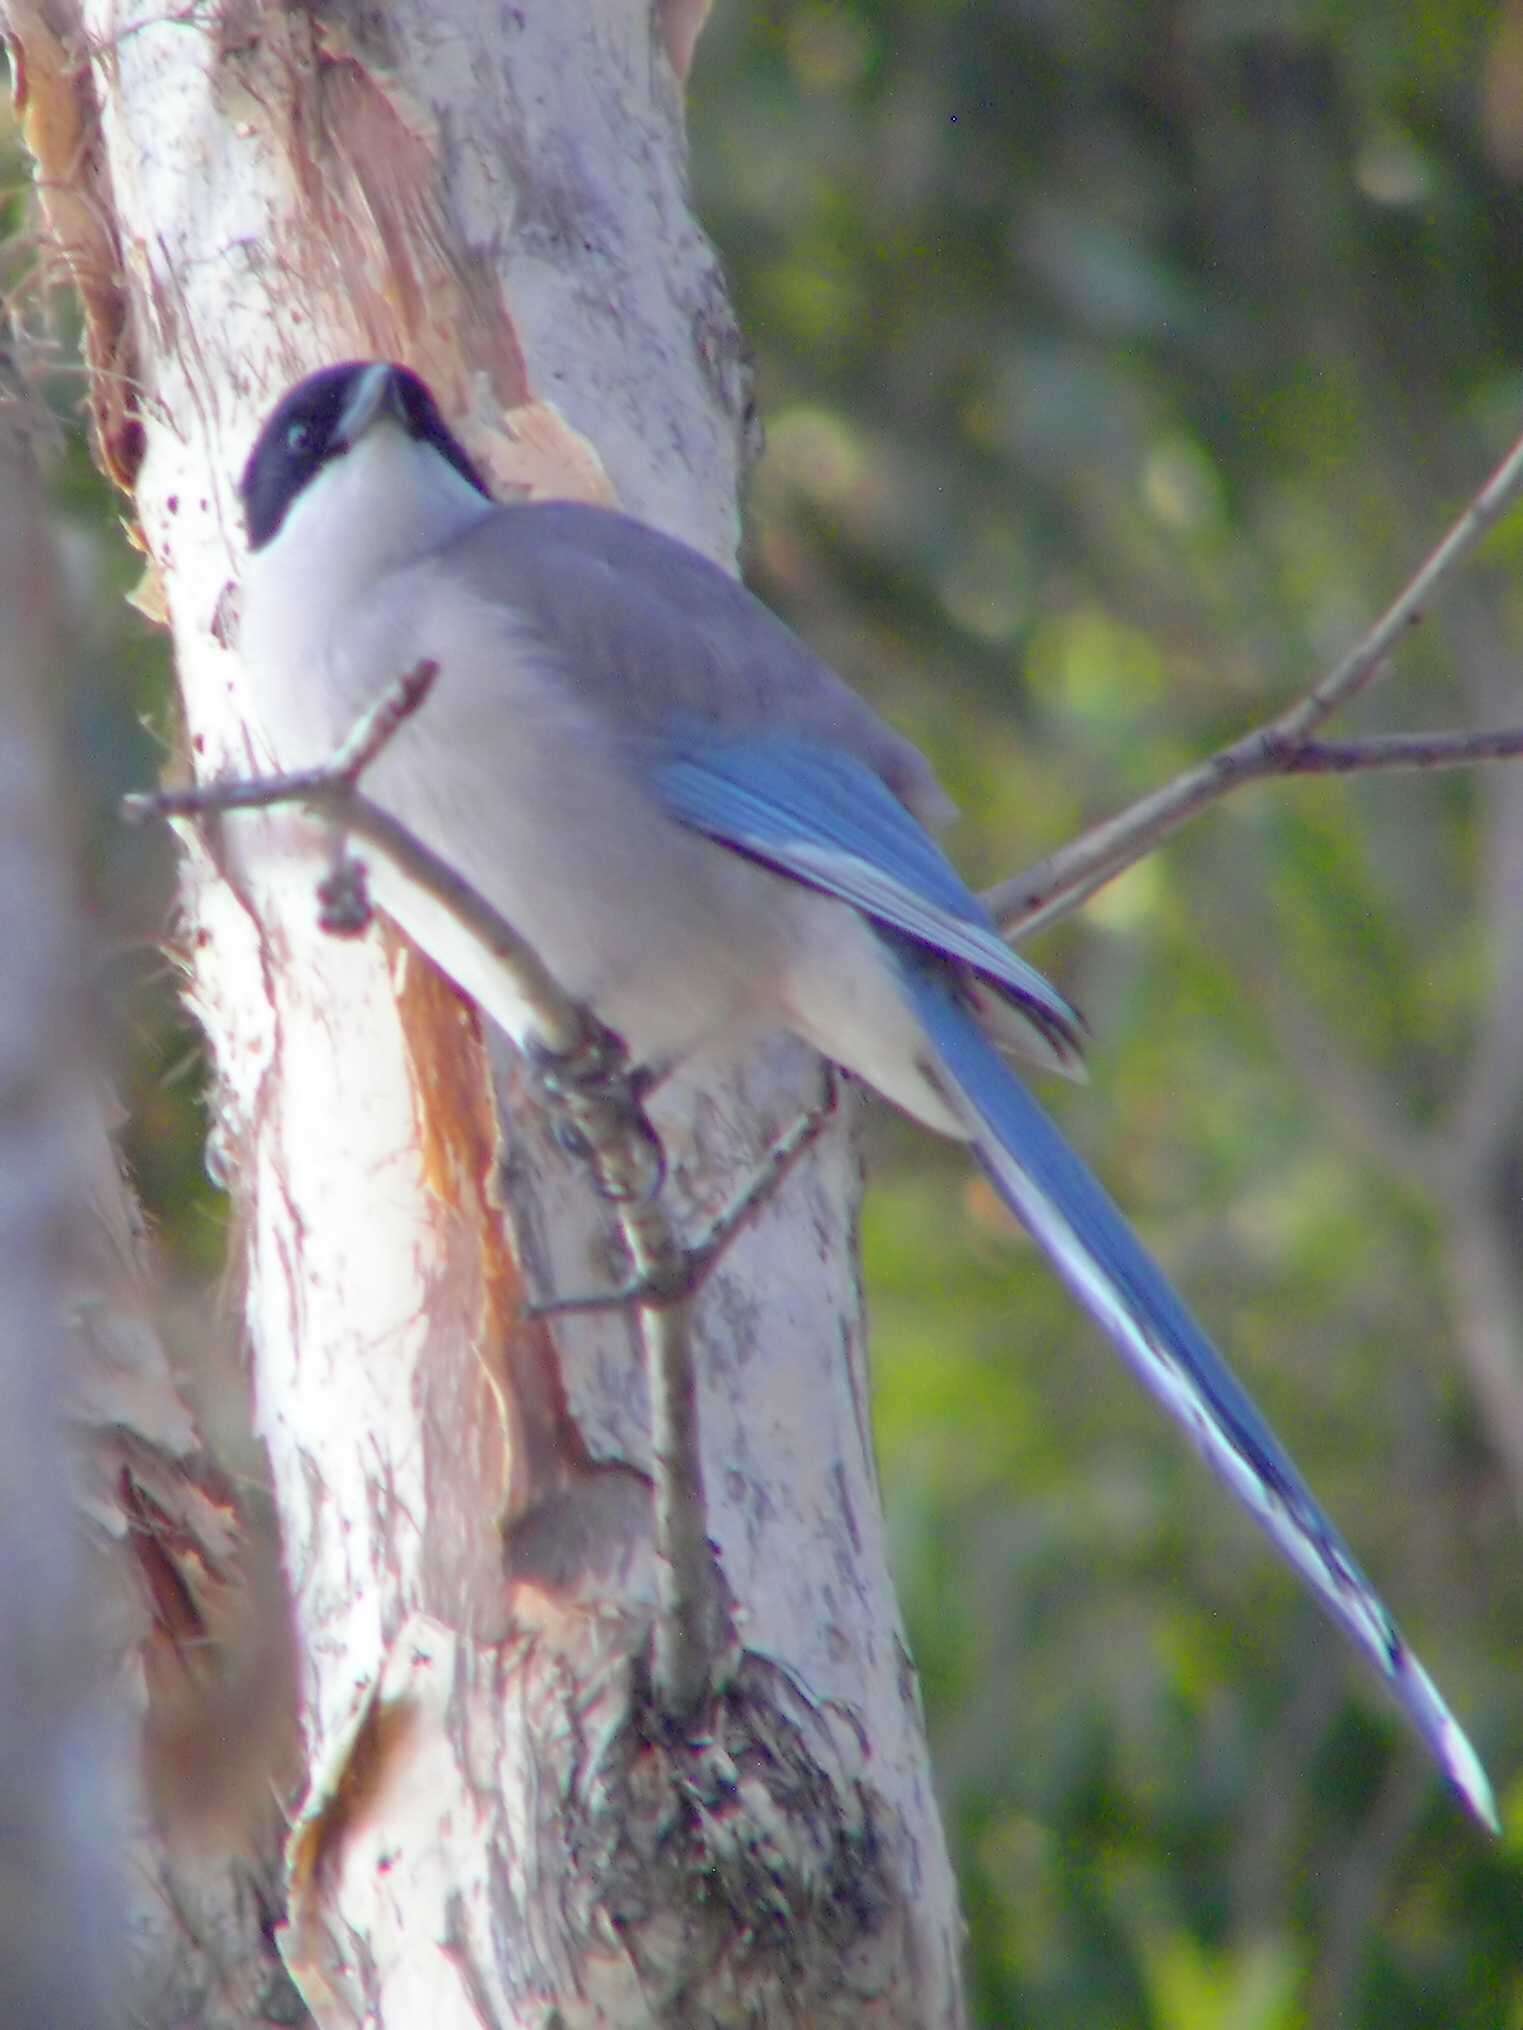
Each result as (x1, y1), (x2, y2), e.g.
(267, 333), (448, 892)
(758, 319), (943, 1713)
(656, 727), (1497, 1831)
(659, 728), (1085, 1074)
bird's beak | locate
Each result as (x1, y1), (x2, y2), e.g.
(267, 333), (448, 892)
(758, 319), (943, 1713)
(335, 364), (406, 451)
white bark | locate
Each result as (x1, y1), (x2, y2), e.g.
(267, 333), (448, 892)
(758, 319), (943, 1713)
(10, 0), (966, 2020)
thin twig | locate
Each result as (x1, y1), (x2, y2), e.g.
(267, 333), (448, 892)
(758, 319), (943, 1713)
(988, 426), (1523, 937)
(1269, 727), (1523, 774)
(123, 665), (585, 1057)
(638, 1084), (839, 1715)
(528, 1075), (839, 1318)
(329, 656), (442, 780)
(528, 1071), (840, 1713)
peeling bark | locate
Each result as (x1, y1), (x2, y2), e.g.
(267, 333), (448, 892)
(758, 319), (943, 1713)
(7, 1), (967, 2021)
(77, 1111), (305, 2026)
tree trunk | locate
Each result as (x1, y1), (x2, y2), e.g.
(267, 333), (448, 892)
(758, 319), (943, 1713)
(8, 1), (967, 2021)
(0, 379), (120, 2030)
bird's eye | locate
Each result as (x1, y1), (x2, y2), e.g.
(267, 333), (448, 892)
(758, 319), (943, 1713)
(286, 420), (314, 457)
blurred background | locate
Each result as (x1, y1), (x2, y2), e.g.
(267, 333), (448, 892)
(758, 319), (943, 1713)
(9, 1), (1523, 2022)
(689, 4), (1523, 2024)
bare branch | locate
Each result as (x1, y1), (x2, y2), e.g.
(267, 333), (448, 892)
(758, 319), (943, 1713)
(124, 662), (586, 1058)
(326, 654), (443, 780)
(1267, 727), (1523, 775)
(527, 1034), (730, 1718)
(127, 672), (734, 1723)
(1279, 426), (1523, 739)
(989, 427), (1523, 938)
(528, 1072), (839, 1317)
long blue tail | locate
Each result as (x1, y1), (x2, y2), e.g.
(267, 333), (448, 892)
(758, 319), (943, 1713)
(896, 948), (1497, 1830)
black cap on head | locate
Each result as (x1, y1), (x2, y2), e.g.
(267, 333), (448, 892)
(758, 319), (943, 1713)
(238, 361), (494, 551)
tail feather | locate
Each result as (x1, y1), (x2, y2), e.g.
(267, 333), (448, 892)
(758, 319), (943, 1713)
(896, 950), (1497, 1831)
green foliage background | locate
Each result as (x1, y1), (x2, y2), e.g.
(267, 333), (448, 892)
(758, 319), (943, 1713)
(687, 4), (1523, 2024)
(12, 2), (1523, 2022)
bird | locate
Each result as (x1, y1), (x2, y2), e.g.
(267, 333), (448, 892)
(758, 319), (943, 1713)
(235, 359), (1497, 1830)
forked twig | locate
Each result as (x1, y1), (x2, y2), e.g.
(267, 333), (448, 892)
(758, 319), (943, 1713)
(989, 425), (1523, 938)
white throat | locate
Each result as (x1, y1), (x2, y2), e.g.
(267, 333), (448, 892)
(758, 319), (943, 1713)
(257, 421), (493, 593)
(238, 421), (493, 768)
